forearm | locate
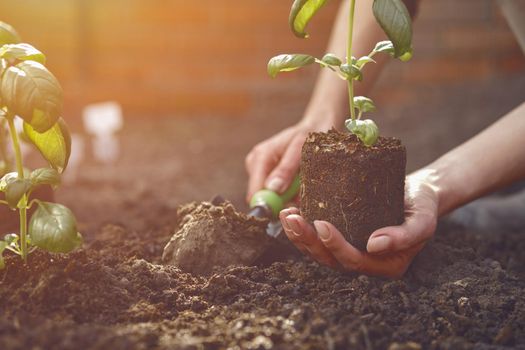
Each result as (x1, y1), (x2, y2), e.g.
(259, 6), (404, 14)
(302, 0), (390, 129)
(420, 102), (525, 216)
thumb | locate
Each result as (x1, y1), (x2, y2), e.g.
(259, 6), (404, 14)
(366, 210), (437, 254)
(264, 135), (303, 194)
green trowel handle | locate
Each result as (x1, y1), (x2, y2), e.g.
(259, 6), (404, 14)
(249, 175), (301, 219)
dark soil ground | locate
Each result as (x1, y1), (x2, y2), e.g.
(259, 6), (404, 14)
(1, 218), (524, 349)
(1, 75), (525, 349)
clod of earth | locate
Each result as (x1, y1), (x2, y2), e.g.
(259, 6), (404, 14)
(162, 200), (272, 275)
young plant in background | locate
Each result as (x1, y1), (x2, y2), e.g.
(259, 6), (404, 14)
(268, 0), (413, 146)
(0, 21), (82, 268)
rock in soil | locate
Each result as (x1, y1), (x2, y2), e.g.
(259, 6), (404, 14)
(162, 200), (272, 275)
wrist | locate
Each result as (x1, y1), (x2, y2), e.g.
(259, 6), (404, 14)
(413, 160), (466, 218)
(301, 109), (346, 131)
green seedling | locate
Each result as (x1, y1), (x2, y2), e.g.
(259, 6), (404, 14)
(0, 21), (82, 268)
(268, 0), (413, 146)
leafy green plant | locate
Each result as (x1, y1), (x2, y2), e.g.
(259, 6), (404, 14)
(268, 0), (413, 146)
(0, 21), (82, 268)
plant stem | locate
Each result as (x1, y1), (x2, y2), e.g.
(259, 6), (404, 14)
(347, 0), (356, 121)
(7, 115), (28, 262)
(0, 119), (11, 171)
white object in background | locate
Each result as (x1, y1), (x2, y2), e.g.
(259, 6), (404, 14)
(82, 102), (123, 164)
(62, 134), (85, 184)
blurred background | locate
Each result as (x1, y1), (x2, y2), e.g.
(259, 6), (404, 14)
(1, 0), (524, 234)
(0, 0), (522, 119)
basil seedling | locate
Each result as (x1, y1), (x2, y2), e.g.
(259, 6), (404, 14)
(267, 0), (414, 146)
(0, 21), (82, 268)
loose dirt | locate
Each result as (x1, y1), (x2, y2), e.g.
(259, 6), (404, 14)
(1, 90), (525, 349)
(1, 215), (524, 349)
(162, 200), (271, 275)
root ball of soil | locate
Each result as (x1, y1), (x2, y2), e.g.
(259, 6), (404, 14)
(301, 129), (406, 250)
(162, 201), (272, 275)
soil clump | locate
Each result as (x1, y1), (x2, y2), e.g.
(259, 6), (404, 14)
(162, 201), (272, 275)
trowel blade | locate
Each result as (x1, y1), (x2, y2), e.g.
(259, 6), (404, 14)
(265, 220), (283, 238)
(246, 205), (284, 238)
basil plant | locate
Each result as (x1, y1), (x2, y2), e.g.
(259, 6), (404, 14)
(0, 21), (82, 268)
(268, 0), (414, 146)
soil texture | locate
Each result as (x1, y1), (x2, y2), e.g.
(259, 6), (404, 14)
(1, 97), (525, 349)
(1, 221), (524, 349)
(162, 200), (271, 275)
(301, 129), (406, 250)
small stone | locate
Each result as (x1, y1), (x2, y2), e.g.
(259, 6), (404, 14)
(457, 297), (472, 316)
(246, 335), (273, 350)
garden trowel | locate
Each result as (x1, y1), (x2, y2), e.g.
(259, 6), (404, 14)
(211, 175), (300, 239)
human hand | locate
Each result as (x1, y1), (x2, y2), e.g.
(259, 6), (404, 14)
(245, 121), (331, 202)
(279, 170), (440, 278)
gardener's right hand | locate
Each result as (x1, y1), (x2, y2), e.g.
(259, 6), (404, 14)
(245, 121), (332, 202)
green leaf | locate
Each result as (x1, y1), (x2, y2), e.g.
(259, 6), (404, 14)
(0, 43), (46, 65)
(24, 118), (71, 173)
(372, 0), (413, 59)
(5, 178), (31, 208)
(0, 172), (17, 192)
(0, 58), (7, 79)
(4, 233), (18, 247)
(321, 53), (342, 66)
(30, 168), (60, 188)
(340, 63), (363, 81)
(373, 40), (395, 56)
(0, 22), (20, 46)
(0, 172), (30, 208)
(267, 54), (315, 78)
(29, 201), (82, 253)
(345, 119), (379, 147)
(0, 241), (6, 269)
(289, 0), (328, 38)
(356, 56), (376, 68)
(353, 96), (376, 113)
(0, 61), (63, 133)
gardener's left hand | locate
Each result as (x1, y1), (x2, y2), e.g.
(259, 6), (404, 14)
(280, 172), (439, 278)
(280, 210), (426, 278)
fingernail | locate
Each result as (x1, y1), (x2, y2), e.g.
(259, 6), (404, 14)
(286, 216), (301, 236)
(266, 177), (285, 192)
(280, 210), (292, 229)
(314, 221), (331, 241)
(367, 235), (392, 253)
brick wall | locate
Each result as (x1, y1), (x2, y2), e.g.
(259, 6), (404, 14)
(0, 0), (523, 119)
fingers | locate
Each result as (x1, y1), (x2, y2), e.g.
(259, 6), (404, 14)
(280, 212), (421, 278)
(280, 210), (340, 268)
(367, 205), (437, 255)
(314, 220), (421, 279)
(245, 143), (280, 202)
(313, 221), (364, 271)
(265, 134), (304, 194)
(246, 152), (275, 203)
(245, 126), (307, 202)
